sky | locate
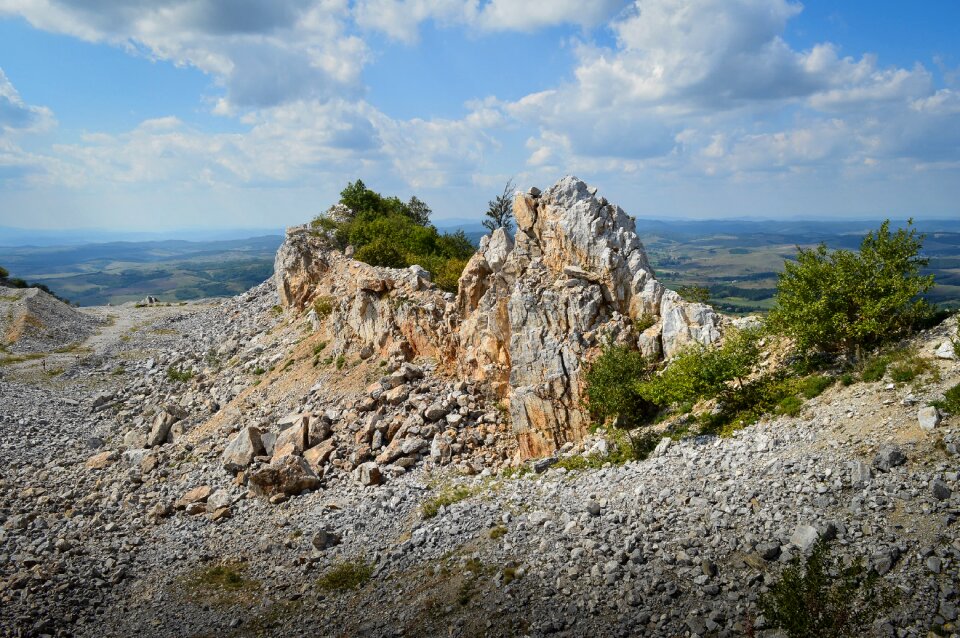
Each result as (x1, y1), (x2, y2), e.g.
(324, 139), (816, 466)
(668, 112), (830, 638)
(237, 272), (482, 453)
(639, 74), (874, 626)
(0, 0), (959, 231)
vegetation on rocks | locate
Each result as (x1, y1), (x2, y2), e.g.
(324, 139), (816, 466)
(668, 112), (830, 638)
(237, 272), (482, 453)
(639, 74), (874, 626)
(316, 560), (373, 592)
(311, 180), (475, 292)
(759, 539), (897, 638)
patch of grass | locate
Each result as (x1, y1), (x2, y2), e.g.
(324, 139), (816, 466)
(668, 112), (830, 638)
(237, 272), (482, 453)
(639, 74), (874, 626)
(45, 367), (65, 377)
(53, 342), (84, 354)
(0, 353), (44, 366)
(489, 526), (507, 540)
(166, 366), (194, 383)
(313, 341), (327, 355)
(634, 313), (657, 332)
(252, 366), (266, 375)
(421, 485), (477, 519)
(283, 359), (295, 370)
(335, 354), (346, 370)
(776, 395), (803, 417)
(860, 353), (893, 382)
(932, 381), (960, 414)
(110, 365), (125, 376)
(313, 296), (334, 318)
(316, 560), (373, 592)
(888, 355), (931, 383)
(501, 465), (533, 480)
(183, 562), (260, 604)
(554, 428), (662, 472)
(151, 328), (177, 336)
(271, 304), (283, 315)
(839, 372), (854, 386)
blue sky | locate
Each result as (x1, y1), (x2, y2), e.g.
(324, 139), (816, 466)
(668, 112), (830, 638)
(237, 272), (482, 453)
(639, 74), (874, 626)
(1, 0), (959, 231)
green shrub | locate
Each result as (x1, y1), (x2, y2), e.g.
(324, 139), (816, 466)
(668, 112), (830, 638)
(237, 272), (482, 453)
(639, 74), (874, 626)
(166, 366), (194, 383)
(800, 375), (832, 399)
(311, 180), (475, 293)
(313, 342), (327, 355)
(582, 343), (656, 428)
(0, 265), (7, 278)
(252, 366), (265, 376)
(859, 354), (891, 382)
(839, 373), (854, 386)
(769, 220), (934, 357)
(760, 539), (897, 638)
(316, 560), (373, 592)
(335, 355), (346, 370)
(888, 355), (930, 383)
(776, 395), (803, 416)
(489, 526), (507, 540)
(313, 297), (334, 318)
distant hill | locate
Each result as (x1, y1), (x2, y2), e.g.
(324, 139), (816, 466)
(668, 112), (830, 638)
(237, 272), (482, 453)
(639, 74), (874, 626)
(0, 235), (283, 306)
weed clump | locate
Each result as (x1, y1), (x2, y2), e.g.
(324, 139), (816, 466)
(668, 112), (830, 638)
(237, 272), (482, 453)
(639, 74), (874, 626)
(166, 366), (194, 383)
(421, 485), (476, 519)
(316, 560), (373, 592)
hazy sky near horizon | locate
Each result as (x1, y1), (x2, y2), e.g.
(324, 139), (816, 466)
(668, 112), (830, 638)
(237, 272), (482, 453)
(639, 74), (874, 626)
(1, 0), (959, 230)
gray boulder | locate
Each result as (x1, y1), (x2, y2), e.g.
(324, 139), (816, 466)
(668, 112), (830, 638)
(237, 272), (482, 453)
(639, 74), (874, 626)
(223, 427), (265, 472)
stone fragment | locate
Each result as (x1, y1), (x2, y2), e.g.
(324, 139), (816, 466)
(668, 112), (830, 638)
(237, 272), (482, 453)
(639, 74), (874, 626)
(932, 479), (952, 501)
(147, 410), (179, 447)
(918, 406), (941, 431)
(849, 460), (872, 487)
(248, 456), (320, 497)
(223, 427), (266, 472)
(175, 485), (212, 510)
(790, 525), (819, 551)
(123, 428), (148, 449)
(312, 529), (341, 551)
(356, 462), (382, 486)
(935, 341), (957, 360)
(85, 450), (116, 470)
(873, 445), (906, 472)
(272, 418), (309, 461)
(304, 439), (335, 472)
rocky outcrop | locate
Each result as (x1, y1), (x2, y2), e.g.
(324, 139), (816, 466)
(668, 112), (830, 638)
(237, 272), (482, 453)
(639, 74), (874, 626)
(275, 176), (722, 458)
(455, 177), (722, 457)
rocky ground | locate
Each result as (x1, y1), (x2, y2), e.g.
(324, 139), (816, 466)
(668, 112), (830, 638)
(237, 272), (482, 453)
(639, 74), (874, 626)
(0, 278), (957, 637)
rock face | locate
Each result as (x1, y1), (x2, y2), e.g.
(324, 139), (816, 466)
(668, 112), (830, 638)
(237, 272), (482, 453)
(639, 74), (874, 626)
(455, 177), (722, 457)
(275, 176), (723, 459)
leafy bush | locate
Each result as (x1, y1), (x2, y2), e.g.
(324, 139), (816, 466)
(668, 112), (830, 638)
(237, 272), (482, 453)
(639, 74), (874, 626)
(888, 355), (930, 383)
(637, 326), (762, 410)
(554, 428), (661, 471)
(859, 353), (891, 382)
(0, 265), (7, 278)
(776, 395), (803, 416)
(759, 539), (897, 638)
(634, 313), (657, 332)
(312, 180), (475, 292)
(769, 220), (934, 357)
(582, 343), (656, 428)
(316, 560), (373, 592)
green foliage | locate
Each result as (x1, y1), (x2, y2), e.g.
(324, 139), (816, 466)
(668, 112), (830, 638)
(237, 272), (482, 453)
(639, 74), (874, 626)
(0, 265), (7, 278)
(335, 354), (346, 370)
(316, 560), (373, 592)
(859, 353), (891, 382)
(676, 284), (710, 304)
(553, 428), (661, 471)
(312, 180), (475, 292)
(489, 526), (507, 540)
(166, 366), (194, 383)
(637, 327), (762, 410)
(699, 372), (818, 434)
(933, 382), (960, 413)
(760, 539), (897, 638)
(839, 372), (854, 386)
(482, 178), (515, 233)
(888, 355), (930, 383)
(634, 313), (657, 332)
(421, 485), (476, 519)
(313, 341), (327, 355)
(776, 395), (803, 416)
(313, 296), (334, 318)
(582, 343), (656, 428)
(252, 366), (265, 376)
(769, 220), (934, 356)
(800, 375), (833, 399)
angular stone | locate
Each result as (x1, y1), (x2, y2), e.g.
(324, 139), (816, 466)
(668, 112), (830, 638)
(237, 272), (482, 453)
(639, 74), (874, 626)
(935, 341), (957, 360)
(932, 479), (952, 501)
(312, 529), (341, 551)
(248, 456), (320, 497)
(849, 460), (872, 487)
(175, 485), (212, 510)
(356, 461), (382, 486)
(272, 418), (309, 461)
(918, 406), (941, 431)
(223, 427), (266, 472)
(147, 410), (178, 447)
(304, 439), (335, 472)
(85, 450), (116, 470)
(873, 445), (906, 472)
(790, 524), (820, 551)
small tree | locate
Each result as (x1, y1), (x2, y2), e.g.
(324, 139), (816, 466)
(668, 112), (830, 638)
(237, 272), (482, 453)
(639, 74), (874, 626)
(760, 539), (897, 638)
(483, 179), (515, 233)
(583, 343), (656, 428)
(406, 196), (432, 226)
(769, 219), (934, 358)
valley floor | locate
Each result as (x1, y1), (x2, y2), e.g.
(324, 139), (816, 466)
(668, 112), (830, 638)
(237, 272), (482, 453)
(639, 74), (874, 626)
(1, 288), (959, 638)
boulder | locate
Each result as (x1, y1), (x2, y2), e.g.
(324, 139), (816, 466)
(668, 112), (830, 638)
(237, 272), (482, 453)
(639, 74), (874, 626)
(147, 410), (179, 447)
(223, 427), (266, 472)
(918, 406), (941, 431)
(790, 525), (820, 551)
(304, 439), (335, 471)
(272, 418), (309, 461)
(175, 485), (212, 510)
(873, 445), (907, 472)
(248, 455), (320, 497)
(85, 450), (116, 470)
(935, 341), (957, 360)
(356, 461), (382, 486)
